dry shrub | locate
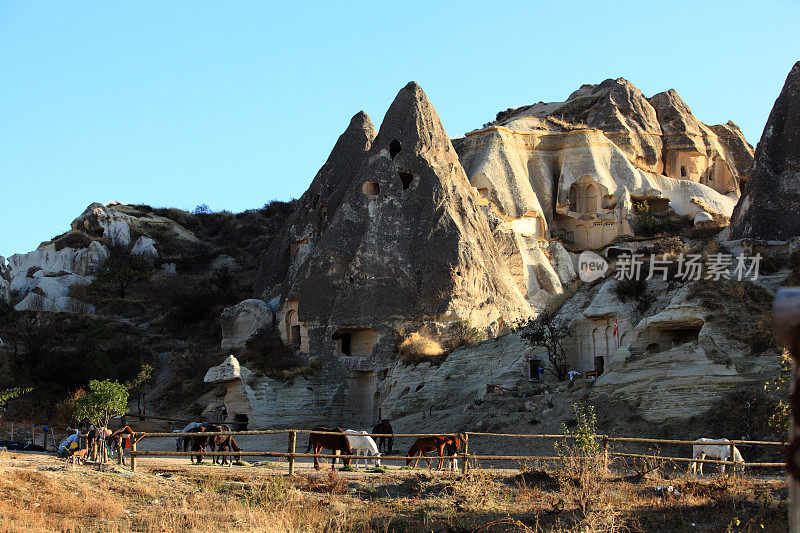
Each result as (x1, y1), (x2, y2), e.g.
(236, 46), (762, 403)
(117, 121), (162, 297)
(398, 331), (447, 366)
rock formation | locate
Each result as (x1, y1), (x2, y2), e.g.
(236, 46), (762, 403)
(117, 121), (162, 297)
(220, 299), (275, 350)
(730, 62), (800, 240)
(260, 82), (536, 363)
(454, 78), (753, 249)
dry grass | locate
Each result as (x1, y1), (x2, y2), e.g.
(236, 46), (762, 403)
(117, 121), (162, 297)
(0, 451), (790, 532)
(398, 331), (447, 366)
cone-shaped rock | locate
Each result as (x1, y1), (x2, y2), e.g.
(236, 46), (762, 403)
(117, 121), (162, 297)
(730, 62), (800, 240)
(256, 111), (376, 294)
(286, 82), (531, 354)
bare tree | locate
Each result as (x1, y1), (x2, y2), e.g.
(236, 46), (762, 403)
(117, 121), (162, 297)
(519, 310), (569, 381)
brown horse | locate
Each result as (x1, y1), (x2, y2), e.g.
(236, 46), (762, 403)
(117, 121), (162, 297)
(305, 426), (352, 470)
(106, 426), (146, 466)
(372, 420), (393, 454)
(406, 436), (451, 470)
(187, 425), (215, 464)
(443, 433), (465, 470)
(211, 425), (242, 465)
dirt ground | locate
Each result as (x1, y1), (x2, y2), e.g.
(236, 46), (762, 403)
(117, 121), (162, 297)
(0, 447), (790, 532)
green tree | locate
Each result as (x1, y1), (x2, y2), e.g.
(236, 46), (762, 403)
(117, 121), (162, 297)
(0, 387), (32, 421)
(520, 310), (569, 380)
(72, 380), (129, 431)
(563, 402), (599, 454)
(448, 320), (486, 349)
(767, 348), (791, 437)
(91, 248), (152, 299)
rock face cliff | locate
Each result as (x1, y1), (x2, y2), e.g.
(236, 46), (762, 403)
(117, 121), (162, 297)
(454, 78), (753, 249)
(731, 62), (800, 240)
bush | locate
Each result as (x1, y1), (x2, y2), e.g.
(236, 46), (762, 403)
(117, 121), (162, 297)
(448, 320), (486, 349)
(633, 201), (659, 237)
(614, 278), (653, 312)
(398, 331), (447, 366)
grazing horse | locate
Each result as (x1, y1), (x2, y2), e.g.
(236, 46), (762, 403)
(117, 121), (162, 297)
(305, 426), (352, 470)
(187, 425), (215, 464)
(344, 430), (381, 468)
(689, 438), (745, 476)
(211, 425), (242, 466)
(177, 422), (210, 453)
(372, 420), (394, 454)
(406, 436), (451, 470)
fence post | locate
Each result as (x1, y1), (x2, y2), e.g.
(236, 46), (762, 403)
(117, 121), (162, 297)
(9, 423), (13, 442)
(130, 438), (137, 472)
(43, 429), (48, 452)
(50, 429), (56, 453)
(461, 434), (469, 474)
(601, 435), (609, 472)
(288, 431), (296, 476)
(730, 441), (737, 477)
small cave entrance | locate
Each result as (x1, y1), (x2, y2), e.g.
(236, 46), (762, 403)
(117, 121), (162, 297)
(594, 356), (605, 375)
(389, 139), (402, 159)
(333, 328), (380, 356)
(399, 171), (414, 190)
(362, 180), (380, 195)
(529, 359), (543, 381)
(680, 166), (688, 178)
(664, 325), (702, 348)
(234, 413), (249, 431)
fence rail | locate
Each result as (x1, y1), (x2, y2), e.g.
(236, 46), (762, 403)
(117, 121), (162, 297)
(125, 428), (789, 476)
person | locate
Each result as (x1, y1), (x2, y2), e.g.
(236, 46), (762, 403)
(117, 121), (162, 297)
(220, 405), (227, 422)
(58, 428), (81, 457)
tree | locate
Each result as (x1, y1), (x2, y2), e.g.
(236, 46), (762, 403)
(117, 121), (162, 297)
(72, 380), (129, 433)
(125, 364), (153, 415)
(0, 387), (32, 421)
(767, 348), (791, 437)
(448, 320), (486, 349)
(520, 310), (569, 381)
(91, 247), (152, 299)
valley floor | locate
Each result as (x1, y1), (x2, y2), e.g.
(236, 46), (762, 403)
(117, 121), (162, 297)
(0, 450), (788, 532)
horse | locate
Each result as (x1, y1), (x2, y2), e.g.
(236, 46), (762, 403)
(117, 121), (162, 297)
(443, 433), (465, 471)
(305, 426), (352, 470)
(344, 430), (381, 468)
(210, 425), (242, 466)
(689, 438), (745, 476)
(186, 425), (215, 464)
(372, 420), (394, 454)
(176, 422), (209, 453)
(406, 436), (451, 470)
(85, 427), (112, 463)
(106, 426), (146, 466)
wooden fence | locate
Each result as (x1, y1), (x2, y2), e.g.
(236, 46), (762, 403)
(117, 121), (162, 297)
(126, 429), (788, 476)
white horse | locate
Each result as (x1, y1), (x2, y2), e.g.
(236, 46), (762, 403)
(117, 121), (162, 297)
(689, 438), (745, 475)
(344, 430), (382, 468)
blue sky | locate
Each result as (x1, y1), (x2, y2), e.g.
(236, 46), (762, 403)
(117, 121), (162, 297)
(1, 1), (798, 258)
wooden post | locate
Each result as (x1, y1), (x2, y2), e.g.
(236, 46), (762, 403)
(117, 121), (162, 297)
(287, 431), (296, 475)
(43, 429), (48, 452)
(9, 423), (13, 442)
(601, 435), (609, 473)
(50, 429), (56, 453)
(31, 427), (34, 446)
(461, 434), (469, 474)
(729, 441), (737, 477)
(130, 439), (137, 472)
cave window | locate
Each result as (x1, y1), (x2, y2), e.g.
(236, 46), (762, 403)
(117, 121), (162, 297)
(340, 333), (352, 355)
(311, 193), (320, 209)
(529, 359), (542, 381)
(645, 343), (661, 354)
(389, 139), (402, 159)
(680, 166), (687, 178)
(399, 172), (414, 190)
(594, 356), (605, 375)
(362, 180), (380, 195)
(291, 325), (301, 348)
